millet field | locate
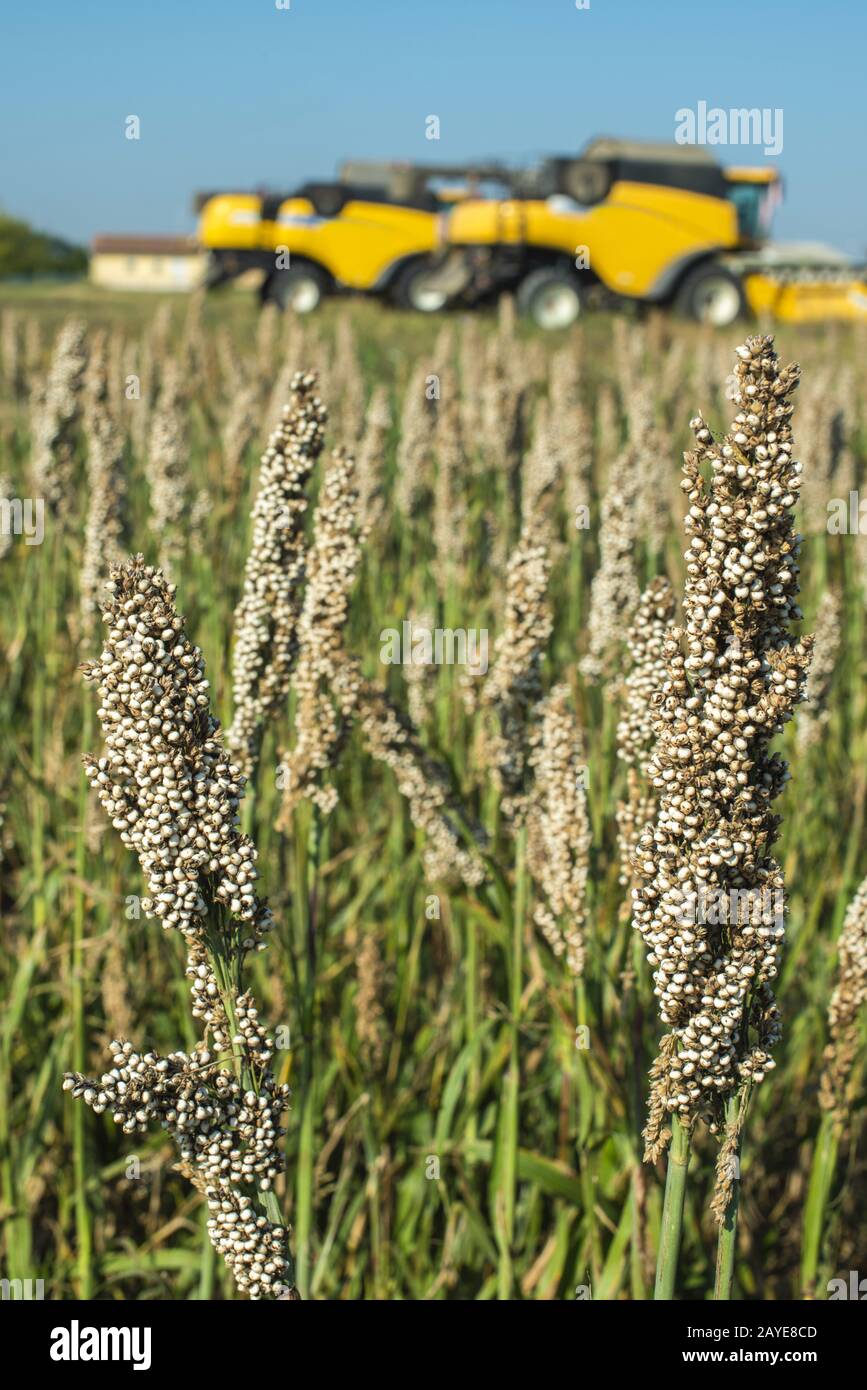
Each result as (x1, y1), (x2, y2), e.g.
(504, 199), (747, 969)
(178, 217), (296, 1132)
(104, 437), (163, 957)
(1, 283), (866, 1301)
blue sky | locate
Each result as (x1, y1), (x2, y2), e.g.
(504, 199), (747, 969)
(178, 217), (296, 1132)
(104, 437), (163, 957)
(1, 0), (864, 255)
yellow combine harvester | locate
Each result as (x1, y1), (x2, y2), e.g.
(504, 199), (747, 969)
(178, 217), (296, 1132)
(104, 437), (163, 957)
(430, 139), (867, 328)
(198, 141), (867, 328)
(196, 162), (505, 313)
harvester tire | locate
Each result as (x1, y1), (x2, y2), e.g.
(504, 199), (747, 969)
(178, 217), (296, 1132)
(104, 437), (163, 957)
(675, 263), (746, 327)
(270, 263), (329, 315)
(516, 268), (582, 329)
(391, 260), (450, 314)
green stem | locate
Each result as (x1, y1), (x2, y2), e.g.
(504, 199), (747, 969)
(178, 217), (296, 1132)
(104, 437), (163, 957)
(465, 911), (479, 1143)
(292, 802), (322, 1299)
(197, 1216), (216, 1299)
(71, 698), (94, 1297)
(654, 1114), (690, 1300)
(496, 825), (526, 1300)
(801, 1109), (840, 1295)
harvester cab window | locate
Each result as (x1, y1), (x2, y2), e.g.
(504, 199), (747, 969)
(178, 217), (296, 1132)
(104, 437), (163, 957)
(727, 178), (782, 243)
(729, 184), (763, 242)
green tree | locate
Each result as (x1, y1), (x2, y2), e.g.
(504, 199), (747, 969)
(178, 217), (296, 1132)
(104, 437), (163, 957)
(0, 211), (87, 280)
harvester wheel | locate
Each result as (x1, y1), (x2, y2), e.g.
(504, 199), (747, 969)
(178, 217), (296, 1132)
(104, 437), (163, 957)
(392, 261), (450, 313)
(516, 268), (582, 329)
(675, 263), (745, 327)
(270, 264), (328, 315)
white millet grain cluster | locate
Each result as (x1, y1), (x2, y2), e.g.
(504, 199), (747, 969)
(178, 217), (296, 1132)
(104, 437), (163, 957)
(64, 1039), (293, 1295)
(64, 1037), (287, 1193)
(797, 587), (841, 752)
(660, 336), (688, 415)
(526, 684), (590, 977)
(395, 364), (435, 517)
(30, 318), (88, 510)
(613, 316), (645, 403)
(81, 556), (272, 948)
(255, 302), (280, 373)
(521, 398), (560, 519)
(819, 871), (867, 1122)
(355, 673), (487, 888)
(22, 316), (42, 391)
(188, 488), (213, 557)
(580, 442), (641, 682)
(206, 1184), (291, 1297)
(631, 336), (813, 1160)
(481, 333), (524, 476)
(480, 332), (522, 478)
(482, 523), (552, 824)
(64, 555), (294, 1299)
(1, 309), (24, 399)
(354, 929), (387, 1069)
(796, 364), (841, 535)
(180, 290), (208, 393)
(0, 473), (12, 560)
(616, 577), (676, 774)
(145, 358), (189, 573)
(615, 770), (655, 901)
(433, 371), (469, 590)
(548, 346), (593, 520)
(80, 334), (126, 630)
(356, 384), (391, 537)
(278, 446), (362, 820)
(221, 379), (262, 491)
(628, 380), (670, 555)
(615, 578), (676, 906)
(402, 610), (436, 730)
(333, 313), (365, 445)
(595, 382), (621, 466)
(226, 373), (327, 779)
(458, 316), (485, 446)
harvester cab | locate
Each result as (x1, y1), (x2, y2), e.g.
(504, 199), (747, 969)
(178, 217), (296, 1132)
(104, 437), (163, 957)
(723, 165), (782, 246)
